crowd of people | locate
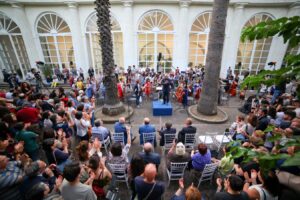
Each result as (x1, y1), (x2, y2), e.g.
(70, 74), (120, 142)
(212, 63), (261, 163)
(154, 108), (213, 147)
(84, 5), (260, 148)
(0, 64), (299, 200)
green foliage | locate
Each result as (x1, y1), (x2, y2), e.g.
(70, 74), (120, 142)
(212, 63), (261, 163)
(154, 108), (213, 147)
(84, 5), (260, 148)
(241, 16), (300, 48)
(240, 65), (300, 89)
(228, 135), (300, 172)
(282, 152), (300, 167)
(234, 16), (300, 173)
(240, 16), (300, 90)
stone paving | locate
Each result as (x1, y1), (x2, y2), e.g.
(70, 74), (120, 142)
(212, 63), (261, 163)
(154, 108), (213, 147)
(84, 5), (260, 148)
(100, 96), (243, 200)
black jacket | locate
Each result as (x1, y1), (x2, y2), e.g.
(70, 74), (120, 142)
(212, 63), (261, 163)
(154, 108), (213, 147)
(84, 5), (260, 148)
(256, 115), (269, 131)
(178, 126), (197, 143)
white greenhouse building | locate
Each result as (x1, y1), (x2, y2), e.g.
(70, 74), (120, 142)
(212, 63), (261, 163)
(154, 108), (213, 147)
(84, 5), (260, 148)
(0, 0), (299, 79)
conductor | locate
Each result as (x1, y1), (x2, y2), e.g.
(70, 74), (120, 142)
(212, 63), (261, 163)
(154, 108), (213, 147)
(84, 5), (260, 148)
(162, 74), (172, 104)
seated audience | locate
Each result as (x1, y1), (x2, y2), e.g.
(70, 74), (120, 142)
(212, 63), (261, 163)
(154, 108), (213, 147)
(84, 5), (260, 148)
(114, 117), (134, 144)
(191, 143), (211, 171)
(158, 122), (176, 146)
(178, 118), (196, 144)
(167, 142), (190, 169)
(139, 142), (161, 168)
(91, 119), (111, 141)
(139, 118), (156, 145)
(108, 128), (131, 167)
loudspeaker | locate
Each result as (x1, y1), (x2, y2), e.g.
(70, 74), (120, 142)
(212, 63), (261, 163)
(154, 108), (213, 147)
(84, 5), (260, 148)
(268, 62), (276, 66)
(36, 61), (44, 65)
(158, 52), (162, 61)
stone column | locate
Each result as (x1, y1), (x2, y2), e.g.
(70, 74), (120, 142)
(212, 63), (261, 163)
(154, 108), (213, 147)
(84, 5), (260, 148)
(175, 0), (191, 71)
(122, 0), (134, 69)
(9, 2), (40, 69)
(64, 1), (87, 71)
(221, 3), (247, 77)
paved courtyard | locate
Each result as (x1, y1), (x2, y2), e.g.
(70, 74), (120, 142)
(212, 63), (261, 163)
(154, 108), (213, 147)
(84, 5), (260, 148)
(101, 96), (243, 200)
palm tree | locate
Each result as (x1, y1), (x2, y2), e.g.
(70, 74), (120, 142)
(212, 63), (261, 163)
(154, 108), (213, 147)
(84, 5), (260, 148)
(197, 0), (229, 115)
(95, 0), (125, 115)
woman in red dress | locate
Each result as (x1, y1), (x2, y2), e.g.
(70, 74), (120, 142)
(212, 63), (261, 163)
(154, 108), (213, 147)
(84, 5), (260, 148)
(117, 81), (124, 100)
(144, 79), (152, 100)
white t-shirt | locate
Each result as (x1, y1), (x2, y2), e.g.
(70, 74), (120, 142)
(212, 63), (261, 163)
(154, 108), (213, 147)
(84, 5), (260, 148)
(75, 118), (90, 137)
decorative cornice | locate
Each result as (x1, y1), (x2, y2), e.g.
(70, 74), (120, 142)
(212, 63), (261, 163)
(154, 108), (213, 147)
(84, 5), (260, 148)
(289, 1), (300, 9)
(64, 1), (78, 8)
(179, 0), (191, 8)
(234, 2), (248, 9)
(122, 0), (133, 7)
(6, 0), (23, 8)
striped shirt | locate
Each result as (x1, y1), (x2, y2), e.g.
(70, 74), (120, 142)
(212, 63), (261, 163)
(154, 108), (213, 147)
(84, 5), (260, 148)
(0, 161), (23, 200)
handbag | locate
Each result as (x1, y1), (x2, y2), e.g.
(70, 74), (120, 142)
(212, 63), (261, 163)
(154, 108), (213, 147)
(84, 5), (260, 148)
(106, 188), (120, 200)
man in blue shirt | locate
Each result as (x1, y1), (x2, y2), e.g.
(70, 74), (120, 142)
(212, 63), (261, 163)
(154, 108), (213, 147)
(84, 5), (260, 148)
(134, 164), (165, 200)
(114, 117), (135, 144)
(139, 118), (156, 145)
(138, 143), (161, 169)
(92, 119), (111, 141)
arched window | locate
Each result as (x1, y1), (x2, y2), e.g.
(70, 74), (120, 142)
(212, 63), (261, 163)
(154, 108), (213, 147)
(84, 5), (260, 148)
(85, 13), (123, 74)
(189, 12), (211, 67)
(286, 44), (300, 56)
(138, 10), (174, 72)
(37, 13), (74, 69)
(236, 14), (273, 75)
(0, 13), (30, 78)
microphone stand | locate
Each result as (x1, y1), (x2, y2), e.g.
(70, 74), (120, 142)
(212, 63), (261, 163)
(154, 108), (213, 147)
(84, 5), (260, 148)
(126, 90), (134, 125)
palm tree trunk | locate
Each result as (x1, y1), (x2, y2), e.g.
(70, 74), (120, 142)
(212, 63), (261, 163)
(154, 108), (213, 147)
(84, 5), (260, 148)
(95, 0), (125, 115)
(197, 0), (229, 115)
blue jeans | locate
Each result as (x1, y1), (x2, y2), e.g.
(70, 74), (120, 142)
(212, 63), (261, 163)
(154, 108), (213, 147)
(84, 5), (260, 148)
(271, 90), (281, 104)
(136, 95), (140, 106)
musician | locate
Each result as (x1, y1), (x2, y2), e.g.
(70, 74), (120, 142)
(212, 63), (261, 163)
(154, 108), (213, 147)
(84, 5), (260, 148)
(229, 78), (238, 97)
(144, 79), (152, 99)
(134, 80), (143, 108)
(175, 84), (184, 103)
(162, 75), (172, 104)
(182, 85), (189, 108)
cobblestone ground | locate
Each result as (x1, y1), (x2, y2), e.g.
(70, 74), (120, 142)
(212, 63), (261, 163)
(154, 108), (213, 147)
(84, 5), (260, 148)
(100, 96), (243, 200)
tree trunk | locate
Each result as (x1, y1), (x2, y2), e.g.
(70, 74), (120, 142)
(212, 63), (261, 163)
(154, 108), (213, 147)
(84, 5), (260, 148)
(95, 0), (125, 115)
(197, 0), (229, 115)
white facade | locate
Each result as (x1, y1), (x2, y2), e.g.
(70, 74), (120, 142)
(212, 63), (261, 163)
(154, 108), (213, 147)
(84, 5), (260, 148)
(0, 0), (300, 79)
